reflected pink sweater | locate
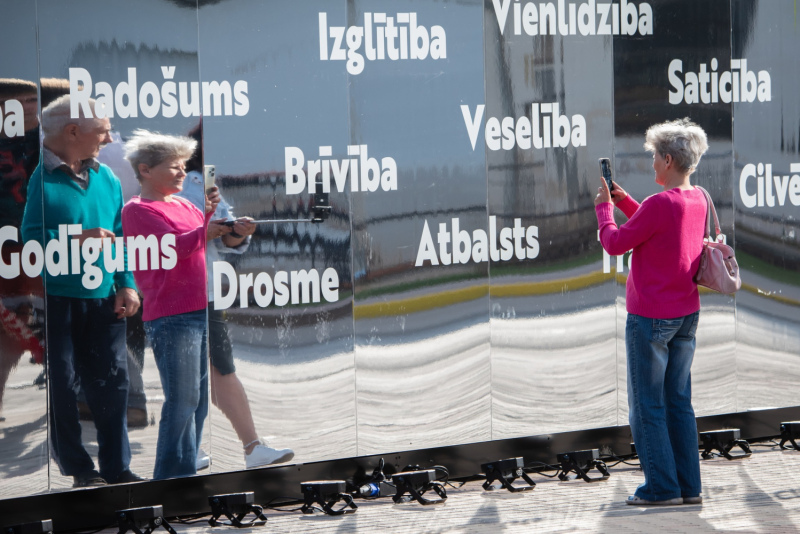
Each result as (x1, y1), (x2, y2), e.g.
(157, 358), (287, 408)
(122, 196), (210, 321)
(595, 188), (707, 319)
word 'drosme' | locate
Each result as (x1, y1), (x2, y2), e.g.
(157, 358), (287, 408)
(213, 261), (339, 310)
(69, 67), (250, 119)
(285, 145), (397, 195)
(319, 12), (446, 75)
(669, 58), (771, 104)
(740, 163), (800, 209)
(462, 104), (586, 151)
(492, 0), (653, 37)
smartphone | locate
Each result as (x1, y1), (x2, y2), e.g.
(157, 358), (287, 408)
(203, 164), (216, 192)
(599, 158), (614, 191)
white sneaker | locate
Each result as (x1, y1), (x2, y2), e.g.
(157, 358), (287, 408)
(196, 448), (211, 471)
(245, 440), (294, 469)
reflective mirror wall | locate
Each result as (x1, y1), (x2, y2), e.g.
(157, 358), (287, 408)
(197, 0), (357, 469)
(0, 0), (48, 499)
(1, 0), (798, 501)
(731, 0), (800, 411)
(35, 0), (203, 489)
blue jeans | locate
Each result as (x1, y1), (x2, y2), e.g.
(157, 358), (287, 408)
(145, 309), (208, 480)
(45, 295), (131, 481)
(626, 311), (701, 501)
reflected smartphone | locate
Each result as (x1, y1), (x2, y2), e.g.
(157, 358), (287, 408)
(599, 157), (614, 191)
(203, 164), (216, 192)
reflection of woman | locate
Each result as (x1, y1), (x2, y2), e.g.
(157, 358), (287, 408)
(121, 130), (226, 479)
(594, 118), (708, 506)
(177, 128), (294, 468)
(0, 79), (44, 419)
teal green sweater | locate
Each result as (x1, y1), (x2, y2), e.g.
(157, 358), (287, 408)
(21, 162), (135, 298)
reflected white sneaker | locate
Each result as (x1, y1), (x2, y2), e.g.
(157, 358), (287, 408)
(196, 448), (211, 471)
(245, 439), (294, 469)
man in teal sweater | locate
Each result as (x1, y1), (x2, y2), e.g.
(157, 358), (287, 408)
(21, 95), (142, 487)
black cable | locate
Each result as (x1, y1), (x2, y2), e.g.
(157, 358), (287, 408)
(271, 505), (305, 513)
(446, 474), (485, 489)
(69, 523), (116, 534)
(602, 455), (641, 467)
(171, 512), (212, 525)
(431, 465), (450, 484)
(263, 497), (305, 513)
(749, 440), (780, 448)
(523, 461), (562, 478)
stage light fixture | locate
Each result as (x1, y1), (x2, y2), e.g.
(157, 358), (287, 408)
(779, 421), (800, 450)
(480, 457), (536, 492)
(354, 457), (395, 499)
(116, 506), (176, 534)
(391, 469), (447, 505)
(699, 429), (751, 460)
(556, 449), (610, 482)
(299, 480), (357, 515)
(3, 520), (53, 534)
(208, 492), (267, 527)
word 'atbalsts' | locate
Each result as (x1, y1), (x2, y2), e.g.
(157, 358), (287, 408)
(416, 217), (539, 266)
(463, 104), (587, 151)
(213, 261), (339, 310)
(492, 0), (653, 36)
(668, 59), (771, 104)
(285, 145), (397, 194)
(0, 99), (25, 138)
(739, 163), (800, 208)
(319, 12), (446, 75)
(0, 225), (176, 290)
(69, 66), (250, 119)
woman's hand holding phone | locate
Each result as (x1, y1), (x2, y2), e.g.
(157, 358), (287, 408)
(594, 176), (628, 206)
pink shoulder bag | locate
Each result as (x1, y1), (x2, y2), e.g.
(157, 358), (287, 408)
(693, 186), (741, 294)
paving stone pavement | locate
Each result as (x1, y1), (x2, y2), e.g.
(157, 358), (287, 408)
(102, 444), (800, 534)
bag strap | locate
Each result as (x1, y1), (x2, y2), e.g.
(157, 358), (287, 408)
(695, 185), (721, 240)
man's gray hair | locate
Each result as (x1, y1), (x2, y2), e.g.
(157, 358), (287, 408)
(643, 118), (709, 173)
(124, 129), (197, 182)
(41, 94), (106, 139)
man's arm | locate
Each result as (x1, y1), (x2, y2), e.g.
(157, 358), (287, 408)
(110, 174), (137, 291)
(21, 167), (49, 244)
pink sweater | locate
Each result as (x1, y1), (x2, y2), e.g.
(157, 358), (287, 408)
(595, 188), (707, 319)
(122, 196), (210, 322)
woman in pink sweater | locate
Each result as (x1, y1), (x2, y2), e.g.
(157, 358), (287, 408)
(121, 130), (230, 480)
(594, 118), (708, 506)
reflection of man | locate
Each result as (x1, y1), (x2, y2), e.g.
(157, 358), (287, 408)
(21, 95), (143, 487)
(0, 79), (44, 420)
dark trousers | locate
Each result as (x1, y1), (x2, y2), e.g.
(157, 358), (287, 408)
(125, 304), (147, 410)
(46, 294), (131, 481)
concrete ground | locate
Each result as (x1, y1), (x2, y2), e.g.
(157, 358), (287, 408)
(108, 444), (800, 533)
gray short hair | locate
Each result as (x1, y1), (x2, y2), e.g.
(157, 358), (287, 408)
(124, 129), (197, 181)
(643, 118), (709, 173)
(41, 94), (105, 139)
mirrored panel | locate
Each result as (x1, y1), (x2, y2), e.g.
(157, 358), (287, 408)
(485, 0), (618, 437)
(198, 0), (357, 469)
(0, 0), (48, 499)
(732, 0), (800, 411)
(612, 0), (735, 421)
(35, 0), (202, 487)
(348, 0), (491, 454)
